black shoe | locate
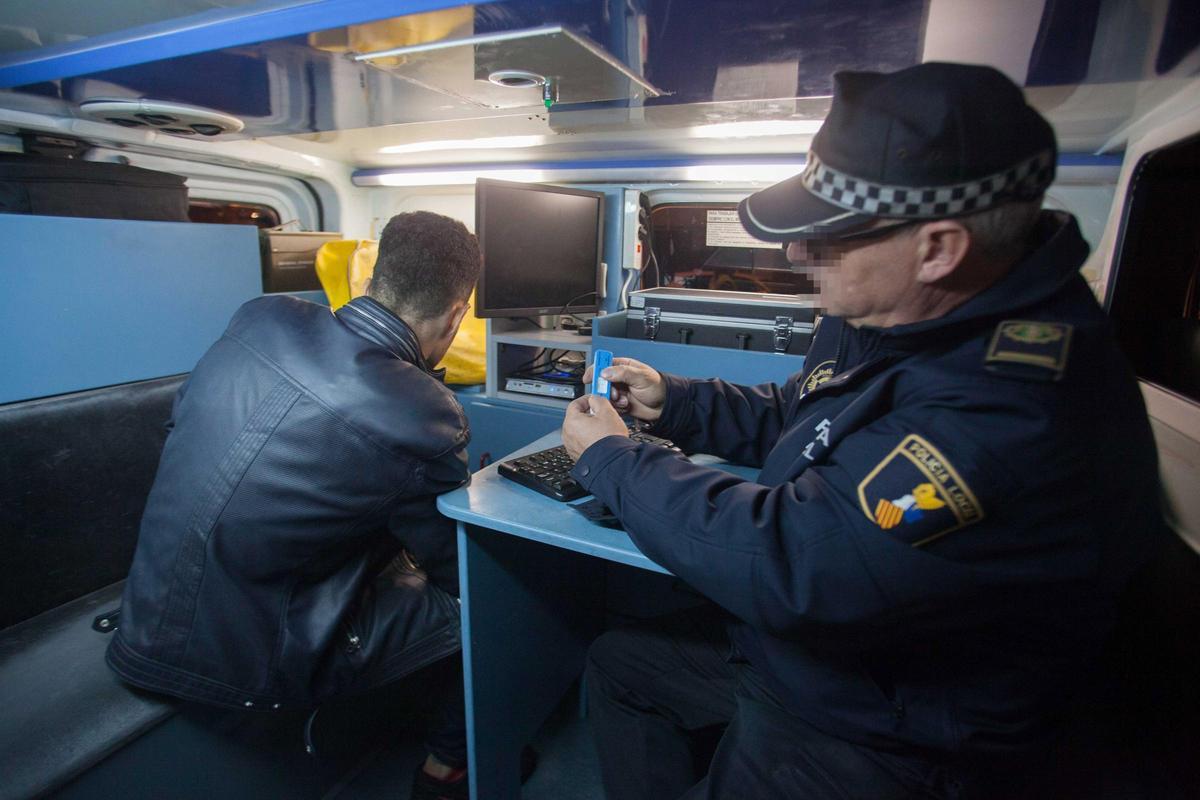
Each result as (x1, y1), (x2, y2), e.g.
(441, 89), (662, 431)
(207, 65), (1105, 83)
(410, 747), (538, 800)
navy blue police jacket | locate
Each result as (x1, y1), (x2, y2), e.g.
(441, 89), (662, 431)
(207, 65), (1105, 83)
(108, 295), (466, 710)
(571, 212), (1165, 758)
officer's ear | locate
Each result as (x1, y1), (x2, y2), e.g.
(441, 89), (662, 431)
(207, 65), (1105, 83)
(913, 220), (970, 284)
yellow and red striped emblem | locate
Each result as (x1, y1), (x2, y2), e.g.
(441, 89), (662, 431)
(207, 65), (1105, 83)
(874, 499), (904, 530)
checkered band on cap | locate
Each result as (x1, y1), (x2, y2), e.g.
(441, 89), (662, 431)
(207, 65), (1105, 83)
(799, 148), (1055, 227)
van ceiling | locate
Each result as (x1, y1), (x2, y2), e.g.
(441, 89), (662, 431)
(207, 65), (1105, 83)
(0, 1), (264, 55)
(0, 0), (1195, 168)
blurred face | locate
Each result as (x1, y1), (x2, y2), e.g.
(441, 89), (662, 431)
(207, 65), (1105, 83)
(785, 222), (919, 326)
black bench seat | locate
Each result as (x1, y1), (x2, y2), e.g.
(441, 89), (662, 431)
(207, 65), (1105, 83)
(0, 581), (174, 800)
(0, 376), (183, 799)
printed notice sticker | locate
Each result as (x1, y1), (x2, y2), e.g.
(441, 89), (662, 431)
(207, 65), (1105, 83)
(705, 209), (778, 249)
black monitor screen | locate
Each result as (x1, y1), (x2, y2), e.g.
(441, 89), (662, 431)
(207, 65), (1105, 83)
(475, 179), (603, 317)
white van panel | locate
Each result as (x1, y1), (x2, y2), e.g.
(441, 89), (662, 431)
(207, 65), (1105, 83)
(1143, 384), (1200, 554)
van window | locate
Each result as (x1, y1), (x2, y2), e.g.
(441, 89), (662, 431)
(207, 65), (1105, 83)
(1108, 133), (1200, 404)
(646, 203), (814, 294)
(188, 199), (281, 228)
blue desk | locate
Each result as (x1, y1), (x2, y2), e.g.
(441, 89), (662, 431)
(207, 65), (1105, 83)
(438, 431), (757, 799)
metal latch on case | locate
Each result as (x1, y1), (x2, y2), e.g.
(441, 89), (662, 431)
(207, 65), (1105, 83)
(643, 306), (661, 340)
(773, 316), (793, 352)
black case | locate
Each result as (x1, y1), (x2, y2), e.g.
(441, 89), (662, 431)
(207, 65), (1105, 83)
(259, 230), (343, 293)
(626, 287), (819, 355)
(0, 154), (189, 221)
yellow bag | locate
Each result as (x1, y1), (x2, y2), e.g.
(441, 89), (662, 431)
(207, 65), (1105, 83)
(314, 239), (486, 385)
(314, 239), (358, 310)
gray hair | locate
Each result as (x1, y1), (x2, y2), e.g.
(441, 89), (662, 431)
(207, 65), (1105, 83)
(958, 197), (1044, 263)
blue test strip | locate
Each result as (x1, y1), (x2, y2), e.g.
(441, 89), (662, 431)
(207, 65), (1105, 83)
(591, 349), (614, 398)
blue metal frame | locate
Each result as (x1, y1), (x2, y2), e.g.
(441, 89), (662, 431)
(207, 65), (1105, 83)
(0, 0), (570, 89)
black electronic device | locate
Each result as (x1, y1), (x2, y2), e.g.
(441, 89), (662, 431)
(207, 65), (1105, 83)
(475, 178), (604, 318)
(259, 230), (342, 293)
(498, 426), (681, 502)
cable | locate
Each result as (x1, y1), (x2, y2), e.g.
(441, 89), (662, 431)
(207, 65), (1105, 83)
(558, 290), (598, 325)
(638, 200), (662, 289)
(525, 350), (568, 374)
(511, 348), (582, 376)
(509, 348), (549, 374)
(620, 268), (639, 309)
(645, 245), (661, 289)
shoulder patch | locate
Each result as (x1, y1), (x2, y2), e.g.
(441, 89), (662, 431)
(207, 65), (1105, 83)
(985, 320), (1072, 380)
(856, 434), (984, 547)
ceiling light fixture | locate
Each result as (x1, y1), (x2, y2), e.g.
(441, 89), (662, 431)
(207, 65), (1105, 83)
(378, 134), (546, 155)
(487, 70), (547, 89)
(372, 167), (549, 187)
(357, 160), (807, 187)
(688, 120), (824, 139)
(682, 162), (805, 182)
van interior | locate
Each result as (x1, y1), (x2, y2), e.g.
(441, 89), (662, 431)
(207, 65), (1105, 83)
(0, 1), (1197, 798)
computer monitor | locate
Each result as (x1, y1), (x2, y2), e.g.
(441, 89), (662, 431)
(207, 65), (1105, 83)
(475, 178), (604, 318)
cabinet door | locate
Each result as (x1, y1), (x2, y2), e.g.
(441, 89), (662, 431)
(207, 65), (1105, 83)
(460, 398), (565, 471)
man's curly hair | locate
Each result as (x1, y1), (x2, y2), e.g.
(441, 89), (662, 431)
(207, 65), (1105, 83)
(368, 211), (481, 320)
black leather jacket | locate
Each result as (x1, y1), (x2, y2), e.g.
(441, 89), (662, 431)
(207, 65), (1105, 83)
(107, 295), (468, 710)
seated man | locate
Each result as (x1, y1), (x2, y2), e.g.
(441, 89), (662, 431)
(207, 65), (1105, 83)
(562, 63), (1166, 799)
(108, 211), (479, 798)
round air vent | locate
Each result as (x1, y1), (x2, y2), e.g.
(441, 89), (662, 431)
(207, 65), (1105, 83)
(487, 70), (546, 89)
(78, 100), (245, 138)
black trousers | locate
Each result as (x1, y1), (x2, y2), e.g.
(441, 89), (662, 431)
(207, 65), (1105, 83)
(585, 607), (967, 800)
(421, 656), (468, 768)
(348, 552), (467, 768)
(381, 653), (467, 769)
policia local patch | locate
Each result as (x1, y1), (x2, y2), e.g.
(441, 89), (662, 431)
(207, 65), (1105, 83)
(857, 435), (984, 547)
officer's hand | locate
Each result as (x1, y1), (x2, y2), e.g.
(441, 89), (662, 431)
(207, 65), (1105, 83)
(562, 394), (628, 460)
(580, 357), (666, 422)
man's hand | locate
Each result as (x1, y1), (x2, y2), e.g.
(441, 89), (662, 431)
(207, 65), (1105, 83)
(562, 394), (629, 460)
(581, 357), (666, 422)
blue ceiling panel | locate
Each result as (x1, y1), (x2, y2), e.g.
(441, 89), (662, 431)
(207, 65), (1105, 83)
(0, 0), (528, 89)
(642, 0), (925, 104)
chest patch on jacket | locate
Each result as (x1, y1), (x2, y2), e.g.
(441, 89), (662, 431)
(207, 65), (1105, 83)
(801, 359), (837, 396)
(985, 320), (1073, 380)
(856, 434), (984, 546)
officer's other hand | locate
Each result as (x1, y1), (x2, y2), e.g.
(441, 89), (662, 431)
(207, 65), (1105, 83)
(580, 357), (666, 421)
(562, 394), (628, 460)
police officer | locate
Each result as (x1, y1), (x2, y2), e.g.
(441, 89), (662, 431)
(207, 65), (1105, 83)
(561, 63), (1166, 799)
